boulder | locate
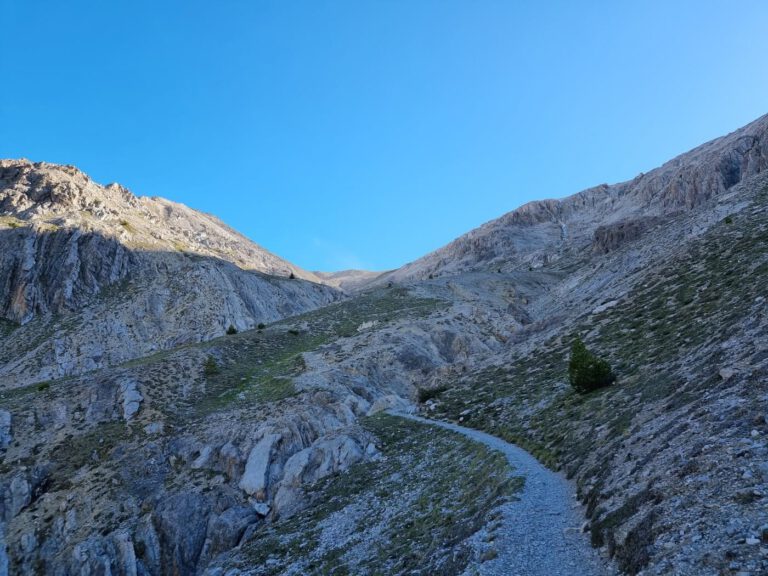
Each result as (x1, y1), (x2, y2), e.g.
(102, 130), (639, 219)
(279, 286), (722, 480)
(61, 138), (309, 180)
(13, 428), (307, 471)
(719, 367), (736, 381)
(273, 435), (365, 517)
(119, 378), (143, 420)
(239, 434), (281, 499)
(367, 394), (412, 416)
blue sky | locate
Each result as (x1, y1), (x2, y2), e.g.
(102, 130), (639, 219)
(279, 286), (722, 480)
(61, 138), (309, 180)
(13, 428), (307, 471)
(1, 1), (767, 271)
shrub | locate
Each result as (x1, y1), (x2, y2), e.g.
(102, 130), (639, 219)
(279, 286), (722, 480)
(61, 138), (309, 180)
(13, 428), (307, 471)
(417, 385), (447, 403)
(724, 215), (733, 224)
(226, 324), (238, 335)
(36, 381), (51, 392)
(289, 272), (296, 279)
(257, 322), (266, 330)
(203, 355), (220, 376)
(568, 338), (615, 393)
(288, 328), (300, 336)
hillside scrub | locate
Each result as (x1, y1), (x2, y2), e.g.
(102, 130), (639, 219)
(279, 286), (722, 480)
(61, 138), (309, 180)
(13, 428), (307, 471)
(203, 355), (220, 376)
(568, 338), (615, 394)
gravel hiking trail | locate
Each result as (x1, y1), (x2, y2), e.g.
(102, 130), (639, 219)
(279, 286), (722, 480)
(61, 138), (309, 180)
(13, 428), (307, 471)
(396, 413), (614, 576)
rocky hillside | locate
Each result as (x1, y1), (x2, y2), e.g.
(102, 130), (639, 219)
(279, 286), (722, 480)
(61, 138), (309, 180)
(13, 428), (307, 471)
(313, 269), (385, 292)
(2, 114), (768, 576)
(379, 113), (768, 283)
(0, 160), (341, 385)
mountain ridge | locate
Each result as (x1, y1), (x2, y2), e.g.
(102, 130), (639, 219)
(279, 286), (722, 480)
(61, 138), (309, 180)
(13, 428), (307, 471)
(0, 159), (325, 286)
(376, 112), (768, 284)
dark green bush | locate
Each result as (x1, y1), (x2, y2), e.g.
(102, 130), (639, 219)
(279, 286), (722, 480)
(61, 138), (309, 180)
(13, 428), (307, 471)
(257, 322), (266, 330)
(417, 385), (447, 403)
(568, 338), (615, 393)
(226, 324), (238, 335)
(203, 355), (220, 376)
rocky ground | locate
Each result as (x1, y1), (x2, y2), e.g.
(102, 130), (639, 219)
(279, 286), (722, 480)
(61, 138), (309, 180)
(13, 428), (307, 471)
(205, 413), (517, 576)
(423, 173), (768, 574)
(400, 414), (612, 576)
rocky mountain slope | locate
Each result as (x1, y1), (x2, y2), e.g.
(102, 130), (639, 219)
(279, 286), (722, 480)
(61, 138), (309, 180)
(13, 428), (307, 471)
(0, 160), (341, 385)
(379, 113), (768, 283)
(1, 114), (767, 576)
(312, 269), (385, 292)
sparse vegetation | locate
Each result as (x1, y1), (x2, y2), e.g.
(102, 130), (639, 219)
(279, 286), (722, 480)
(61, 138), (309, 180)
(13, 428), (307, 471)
(227, 413), (519, 575)
(568, 338), (615, 394)
(203, 355), (220, 376)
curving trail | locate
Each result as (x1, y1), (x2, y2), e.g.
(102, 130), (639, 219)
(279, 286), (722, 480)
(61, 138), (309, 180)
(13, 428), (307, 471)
(396, 413), (614, 576)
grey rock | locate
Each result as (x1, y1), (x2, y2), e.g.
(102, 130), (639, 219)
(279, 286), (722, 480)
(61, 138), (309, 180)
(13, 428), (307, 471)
(134, 515), (161, 575)
(0, 523), (7, 576)
(0, 411), (10, 450)
(143, 421), (164, 435)
(119, 377), (143, 420)
(239, 433), (281, 499)
(199, 506), (257, 566)
(251, 501), (271, 517)
(153, 492), (211, 575)
(720, 367), (736, 380)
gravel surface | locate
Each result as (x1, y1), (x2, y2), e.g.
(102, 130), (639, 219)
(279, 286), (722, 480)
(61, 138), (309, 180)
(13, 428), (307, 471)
(397, 414), (615, 576)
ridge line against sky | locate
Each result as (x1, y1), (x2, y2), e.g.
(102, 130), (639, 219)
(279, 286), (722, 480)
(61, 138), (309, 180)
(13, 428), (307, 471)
(1, 1), (767, 271)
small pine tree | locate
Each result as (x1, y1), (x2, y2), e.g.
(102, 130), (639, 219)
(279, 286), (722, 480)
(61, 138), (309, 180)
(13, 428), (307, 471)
(226, 324), (238, 335)
(568, 338), (615, 393)
(203, 355), (220, 376)
(289, 272), (296, 279)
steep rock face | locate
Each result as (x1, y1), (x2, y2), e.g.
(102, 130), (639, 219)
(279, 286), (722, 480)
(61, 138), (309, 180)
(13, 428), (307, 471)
(591, 217), (660, 254)
(380, 113), (768, 282)
(0, 225), (132, 324)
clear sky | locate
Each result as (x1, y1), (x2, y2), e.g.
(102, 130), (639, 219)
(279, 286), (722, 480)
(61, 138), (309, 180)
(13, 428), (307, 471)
(1, 1), (767, 272)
